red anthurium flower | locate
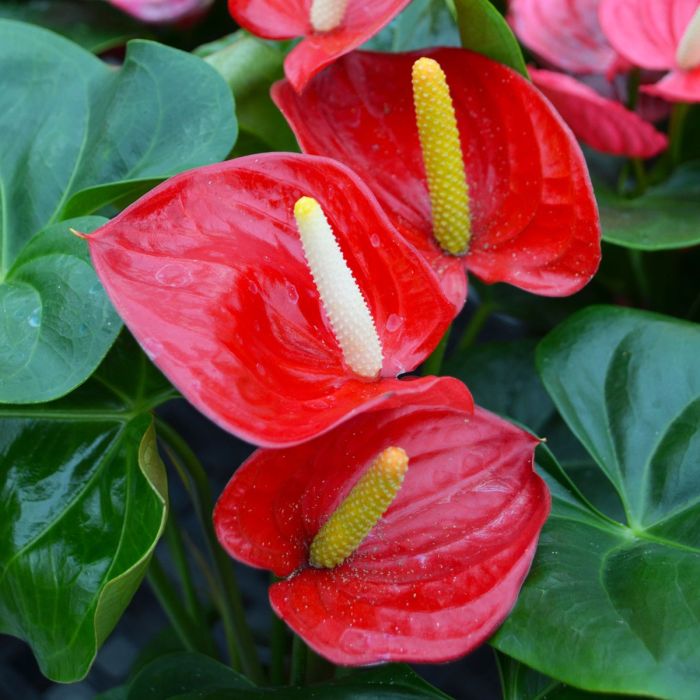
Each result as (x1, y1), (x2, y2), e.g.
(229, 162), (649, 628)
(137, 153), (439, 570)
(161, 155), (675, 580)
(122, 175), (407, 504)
(599, 0), (700, 102)
(227, 0), (411, 92)
(530, 67), (668, 157)
(272, 49), (601, 309)
(86, 153), (457, 447)
(508, 0), (626, 76)
(109, 0), (213, 23)
(214, 380), (550, 665)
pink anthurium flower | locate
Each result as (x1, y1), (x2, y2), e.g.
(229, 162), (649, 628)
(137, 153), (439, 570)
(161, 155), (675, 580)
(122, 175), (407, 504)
(509, 0), (627, 76)
(530, 67), (668, 157)
(227, 0), (411, 92)
(599, 0), (700, 102)
(214, 381), (550, 665)
(273, 49), (601, 310)
(108, 0), (213, 23)
(85, 153), (458, 448)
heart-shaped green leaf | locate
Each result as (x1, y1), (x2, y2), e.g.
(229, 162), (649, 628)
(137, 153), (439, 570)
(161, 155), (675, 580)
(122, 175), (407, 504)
(493, 306), (700, 700)
(122, 660), (450, 699)
(0, 217), (120, 403)
(0, 20), (236, 402)
(454, 0), (528, 77)
(0, 334), (176, 682)
(597, 163), (700, 250)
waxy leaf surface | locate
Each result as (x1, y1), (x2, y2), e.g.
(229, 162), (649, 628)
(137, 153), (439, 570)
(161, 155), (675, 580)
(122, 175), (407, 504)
(273, 49), (601, 308)
(0, 217), (121, 403)
(493, 306), (700, 699)
(215, 380), (549, 665)
(88, 153), (457, 447)
(0, 335), (174, 682)
(0, 21), (236, 402)
(597, 162), (700, 250)
(227, 0), (411, 92)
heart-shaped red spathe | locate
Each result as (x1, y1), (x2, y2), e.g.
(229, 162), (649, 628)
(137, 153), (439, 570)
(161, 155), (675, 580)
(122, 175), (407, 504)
(599, 0), (700, 102)
(508, 0), (625, 76)
(214, 381), (550, 665)
(87, 153), (457, 447)
(530, 68), (668, 158)
(227, 0), (411, 92)
(272, 49), (602, 309)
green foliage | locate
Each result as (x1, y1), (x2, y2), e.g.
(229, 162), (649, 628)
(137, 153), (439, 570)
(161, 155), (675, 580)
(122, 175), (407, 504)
(0, 334), (176, 682)
(597, 162), (700, 250)
(453, 0), (528, 76)
(493, 307), (700, 699)
(0, 21), (236, 402)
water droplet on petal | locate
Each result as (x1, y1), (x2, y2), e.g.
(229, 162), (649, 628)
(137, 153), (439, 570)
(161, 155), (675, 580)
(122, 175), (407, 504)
(285, 282), (299, 303)
(385, 314), (403, 332)
(155, 263), (192, 288)
(370, 234), (381, 248)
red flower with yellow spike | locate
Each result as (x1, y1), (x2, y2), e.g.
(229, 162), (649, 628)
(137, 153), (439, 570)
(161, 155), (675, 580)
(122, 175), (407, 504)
(272, 48), (602, 309)
(227, 0), (411, 93)
(214, 381), (550, 665)
(85, 153), (458, 447)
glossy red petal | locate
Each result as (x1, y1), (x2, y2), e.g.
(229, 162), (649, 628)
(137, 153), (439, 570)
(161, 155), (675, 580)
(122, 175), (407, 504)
(273, 49), (601, 298)
(228, 0), (411, 92)
(599, 0), (698, 70)
(214, 391), (549, 664)
(508, 0), (622, 75)
(642, 66), (700, 102)
(88, 153), (455, 447)
(110, 0), (213, 22)
(214, 377), (475, 577)
(530, 68), (668, 157)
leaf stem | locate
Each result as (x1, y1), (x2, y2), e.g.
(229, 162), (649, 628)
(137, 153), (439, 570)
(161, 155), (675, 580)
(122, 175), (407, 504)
(165, 514), (217, 656)
(421, 325), (451, 376)
(269, 606), (288, 685)
(155, 417), (264, 683)
(668, 102), (690, 167)
(457, 299), (495, 355)
(290, 634), (308, 686)
(146, 555), (201, 653)
(627, 249), (651, 305)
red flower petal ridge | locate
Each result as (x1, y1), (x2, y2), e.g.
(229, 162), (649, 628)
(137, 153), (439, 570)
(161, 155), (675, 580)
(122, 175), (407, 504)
(214, 381), (550, 665)
(87, 153), (457, 447)
(227, 0), (411, 92)
(530, 68), (668, 157)
(273, 49), (601, 304)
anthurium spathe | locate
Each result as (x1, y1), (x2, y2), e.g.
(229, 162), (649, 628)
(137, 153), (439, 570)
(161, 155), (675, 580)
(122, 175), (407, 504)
(599, 0), (700, 102)
(108, 0), (213, 23)
(530, 68), (668, 158)
(227, 0), (411, 92)
(509, 0), (625, 76)
(85, 153), (457, 447)
(272, 49), (601, 309)
(214, 380), (550, 665)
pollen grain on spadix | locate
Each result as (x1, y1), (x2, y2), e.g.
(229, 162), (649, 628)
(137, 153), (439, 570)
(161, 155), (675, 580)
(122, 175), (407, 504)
(676, 6), (700, 71)
(412, 56), (471, 257)
(309, 446), (408, 569)
(293, 196), (383, 379)
(309, 0), (350, 32)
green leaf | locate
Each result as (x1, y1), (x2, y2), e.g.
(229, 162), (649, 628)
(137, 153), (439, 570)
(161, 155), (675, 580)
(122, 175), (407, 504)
(496, 651), (632, 699)
(0, 21), (236, 401)
(126, 652), (254, 700)
(453, 0), (528, 77)
(0, 333), (176, 682)
(198, 31), (296, 153)
(363, 0), (460, 51)
(493, 306), (700, 699)
(0, 20), (236, 266)
(597, 163), (700, 250)
(0, 0), (149, 53)
(0, 217), (121, 403)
